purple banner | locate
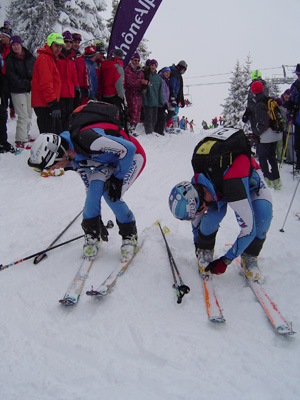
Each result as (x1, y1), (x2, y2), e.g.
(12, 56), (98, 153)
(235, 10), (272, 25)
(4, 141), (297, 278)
(108, 0), (163, 67)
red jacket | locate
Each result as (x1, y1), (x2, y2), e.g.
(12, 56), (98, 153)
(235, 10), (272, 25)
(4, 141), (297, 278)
(99, 58), (125, 98)
(56, 49), (79, 98)
(31, 44), (61, 107)
(0, 44), (10, 74)
(74, 51), (88, 89)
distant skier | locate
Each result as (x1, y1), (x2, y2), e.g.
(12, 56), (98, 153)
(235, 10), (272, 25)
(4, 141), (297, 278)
(28, 102), (146, 262)
(168, 127), (273, 283)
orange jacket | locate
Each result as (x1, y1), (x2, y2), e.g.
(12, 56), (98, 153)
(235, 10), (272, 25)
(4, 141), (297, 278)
(31, 44), (61, 107)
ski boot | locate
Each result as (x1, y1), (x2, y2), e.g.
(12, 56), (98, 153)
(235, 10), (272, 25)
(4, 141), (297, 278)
(241, 253), (260, 283)
(83, 235), (99, 259)
(197, 249), (213, 275)
(121, 234), (138, 263)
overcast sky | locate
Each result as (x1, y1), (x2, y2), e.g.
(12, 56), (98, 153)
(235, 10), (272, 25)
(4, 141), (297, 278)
(144, 0), (298, 124)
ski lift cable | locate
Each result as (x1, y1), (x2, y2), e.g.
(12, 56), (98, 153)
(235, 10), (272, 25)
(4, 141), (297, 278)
(184, 66), (287, 80)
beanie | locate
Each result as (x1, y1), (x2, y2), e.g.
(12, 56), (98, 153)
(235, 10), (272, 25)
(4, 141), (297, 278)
(10, 36), (23, 46)
(161, 67), (171, 73)
(84, 46), (98, 57)
(150, 59), (158, 66)
(251, 81), (264, 94)
(113, 49), (124, 59)
(0, 27), (12, 38)
(72, 33), (82, 42)
(177, 60), (187, 70)
(131, 52), (140, 60)
(62, 31), (73, 41)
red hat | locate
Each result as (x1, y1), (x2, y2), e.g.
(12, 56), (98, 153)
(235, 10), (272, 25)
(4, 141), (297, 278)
(84, 46), (98, 57)
(251, 81), (264, 94)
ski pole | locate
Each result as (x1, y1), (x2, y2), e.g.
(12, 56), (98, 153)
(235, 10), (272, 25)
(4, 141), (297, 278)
(280, 121), (292, 169)
(155, 221), (190, 304)
(279, 179), (300, 232)
(0, 220), (114, 272)
(0, 235), (84, 271)
(33, 209), (84, 264)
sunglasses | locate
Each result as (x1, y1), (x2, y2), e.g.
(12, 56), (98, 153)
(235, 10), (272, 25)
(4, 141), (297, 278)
(64, 40), (73, 43)
(132, 59), (140, 62)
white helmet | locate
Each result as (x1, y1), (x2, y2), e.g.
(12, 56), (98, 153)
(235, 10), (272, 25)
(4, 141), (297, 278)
(28, 134), (64, 171)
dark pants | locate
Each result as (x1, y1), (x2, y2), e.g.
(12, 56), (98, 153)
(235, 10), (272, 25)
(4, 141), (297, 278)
(154, 106), (167, 135)
(143, 106), (158, 134)
(294, 124), (300, 169)
(257, 141), (280, 181)
(0, 104), (8, 146)
(59, 98), (74, 131)
(34, 107), (62, 135)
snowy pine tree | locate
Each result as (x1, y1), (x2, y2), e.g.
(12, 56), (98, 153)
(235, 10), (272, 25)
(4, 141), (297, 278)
(222, 60), (247, 129)
(57, 0), (108, 45)
(7, 0), (108, 52)
(265, 78), (280, 98)
(241, 54), (252, 134)
(7, 0), (58, 52)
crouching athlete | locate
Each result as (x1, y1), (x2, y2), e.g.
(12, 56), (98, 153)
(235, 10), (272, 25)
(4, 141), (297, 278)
(169, 146), (272, 282)
(28, 121), (146, 262)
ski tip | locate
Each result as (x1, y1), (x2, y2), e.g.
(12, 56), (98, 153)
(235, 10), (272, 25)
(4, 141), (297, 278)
(59, 298), (77, 306)
(209, 316), (226, 323)
(86, 290), (101, 296)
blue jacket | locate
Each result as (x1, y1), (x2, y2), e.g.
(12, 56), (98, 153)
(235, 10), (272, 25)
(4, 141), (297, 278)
(60, 128), (136, 180)
(84, 58), (98, 99)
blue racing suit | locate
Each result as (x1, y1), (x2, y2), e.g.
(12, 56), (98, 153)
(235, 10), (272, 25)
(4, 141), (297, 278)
(191, 154), (273, 260)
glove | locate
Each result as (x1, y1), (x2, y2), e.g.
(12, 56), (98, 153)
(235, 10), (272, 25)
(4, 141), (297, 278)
(75, 86), (81, 98)
(180, 100), (185, 108)
(170, 97), (177, 108)
(205, 256), (231, 275)
(106, 175), (123, 202)
(48, 100), (61, 119)
(99, 218), (109, 242)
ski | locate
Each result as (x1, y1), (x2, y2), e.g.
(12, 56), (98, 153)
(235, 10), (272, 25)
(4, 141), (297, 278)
(86, 243), (143, 297)
(230, 250), (295, 335)
(198, 263), (225, 323)
(59, 256), (95, 306)
(242, 272), (295, 335)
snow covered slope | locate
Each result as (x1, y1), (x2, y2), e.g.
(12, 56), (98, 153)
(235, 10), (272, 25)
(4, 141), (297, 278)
(0, 118), (299, 400)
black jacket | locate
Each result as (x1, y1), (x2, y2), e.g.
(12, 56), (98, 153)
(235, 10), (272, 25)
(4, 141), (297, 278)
(5, 47), (35, 93)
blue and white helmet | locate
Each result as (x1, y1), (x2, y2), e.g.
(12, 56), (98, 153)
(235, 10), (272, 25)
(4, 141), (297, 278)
(169, 181), (200, 220)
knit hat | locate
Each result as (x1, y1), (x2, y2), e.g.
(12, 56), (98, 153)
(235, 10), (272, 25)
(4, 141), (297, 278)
(283, 88), (291, 96)
(113, 49), (124, 59)
(145, 59), (152, 67)
(161, 67), (171, 73)
(62, 31), (73, 42)
(0, 27), (11, 38)
(149, 59), (158, 66)
(294, 64), (300, 74)
(10, 36), (23, 46)
(84, 46), (98, 57)
(131, 52), (140, 60)
(72, 33), (82, 42)
(177, 60), (187, 70)
(251, 81), (264, 94)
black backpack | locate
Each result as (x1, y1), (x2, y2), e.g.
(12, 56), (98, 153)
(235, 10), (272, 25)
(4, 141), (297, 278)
(68, 101), (125, 156)
(267, 98), (285, 133)
(192, 127), (252, 190)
